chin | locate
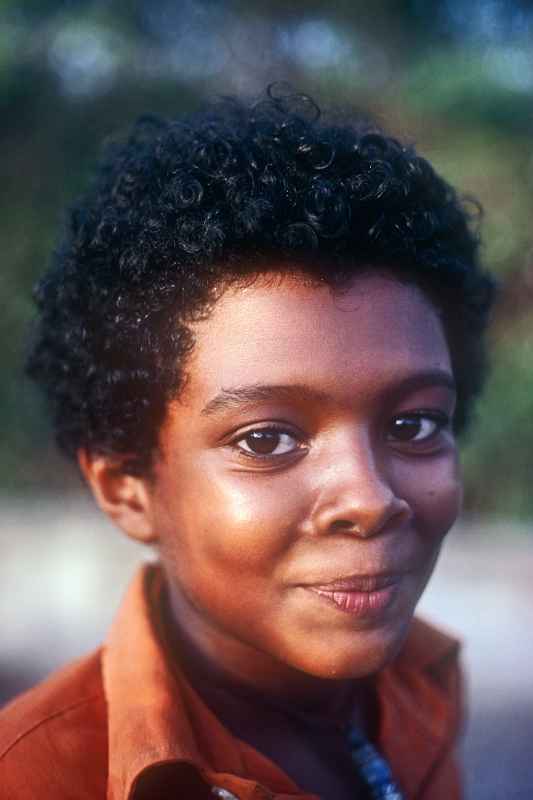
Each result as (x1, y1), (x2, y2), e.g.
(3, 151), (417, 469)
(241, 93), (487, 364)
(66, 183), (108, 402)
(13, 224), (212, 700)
(293, 619), (412, 681)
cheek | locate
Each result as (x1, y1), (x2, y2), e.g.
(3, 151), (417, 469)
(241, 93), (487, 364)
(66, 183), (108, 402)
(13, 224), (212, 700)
(154, 465), (310, 642)
(157, 461), (307, 580)
(398, 453), (463, 539)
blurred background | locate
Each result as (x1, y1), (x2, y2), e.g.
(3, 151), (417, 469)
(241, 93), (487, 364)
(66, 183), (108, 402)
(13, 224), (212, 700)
(1, 1), (532, 798)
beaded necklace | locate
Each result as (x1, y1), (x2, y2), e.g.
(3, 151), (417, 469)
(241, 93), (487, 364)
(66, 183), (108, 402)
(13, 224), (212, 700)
(345, 724), (405, 800)
(213, 729), (404, 800)
(183, 653), (405, 799)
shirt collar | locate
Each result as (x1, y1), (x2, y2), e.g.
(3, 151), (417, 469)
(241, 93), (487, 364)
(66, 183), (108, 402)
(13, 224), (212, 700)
(376, 617), (462, 798)
(103, 564), (305, 800)
(102, 564), (461, 800)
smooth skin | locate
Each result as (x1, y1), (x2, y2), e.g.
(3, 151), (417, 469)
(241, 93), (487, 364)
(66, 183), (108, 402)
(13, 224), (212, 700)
(83, 269), (461, 687)
(81, 269), (462, 796)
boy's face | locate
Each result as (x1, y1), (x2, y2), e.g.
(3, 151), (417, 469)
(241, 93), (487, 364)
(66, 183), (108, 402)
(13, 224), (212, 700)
(146, 270), (461, 681)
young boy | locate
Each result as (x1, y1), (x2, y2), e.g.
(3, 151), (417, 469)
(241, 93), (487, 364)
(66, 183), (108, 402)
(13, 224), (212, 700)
(0, 88), (494, 799)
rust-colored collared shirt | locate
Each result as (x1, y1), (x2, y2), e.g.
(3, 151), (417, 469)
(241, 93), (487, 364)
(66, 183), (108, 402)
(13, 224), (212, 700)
(0, 565), (463, 800)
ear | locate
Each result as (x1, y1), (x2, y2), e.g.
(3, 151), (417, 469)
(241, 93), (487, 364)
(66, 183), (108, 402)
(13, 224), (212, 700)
(78, 449), (158, 544)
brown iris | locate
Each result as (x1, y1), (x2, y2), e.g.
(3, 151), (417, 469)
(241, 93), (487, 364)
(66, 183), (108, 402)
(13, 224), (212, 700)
(389, 416), (423, 441)
(244, 429), (281, 454)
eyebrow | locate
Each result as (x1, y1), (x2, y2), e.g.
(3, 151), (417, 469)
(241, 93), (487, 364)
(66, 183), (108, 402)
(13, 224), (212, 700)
(200, 371), (456, 417)
(201, 383), (331, 416)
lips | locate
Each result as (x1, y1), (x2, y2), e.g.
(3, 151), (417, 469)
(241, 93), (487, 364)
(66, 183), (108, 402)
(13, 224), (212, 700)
(306, 574), (401, 592)
(303, 573), (402, 616)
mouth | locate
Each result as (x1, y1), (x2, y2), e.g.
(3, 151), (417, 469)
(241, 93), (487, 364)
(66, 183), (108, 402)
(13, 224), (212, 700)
(302, 573), (402, 617)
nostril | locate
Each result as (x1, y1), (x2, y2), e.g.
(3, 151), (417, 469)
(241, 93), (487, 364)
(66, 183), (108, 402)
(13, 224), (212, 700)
(330, 519), (361, 533)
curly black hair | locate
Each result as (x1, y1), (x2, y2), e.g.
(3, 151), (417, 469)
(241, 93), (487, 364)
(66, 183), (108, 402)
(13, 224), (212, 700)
(27, 87), (495, 474)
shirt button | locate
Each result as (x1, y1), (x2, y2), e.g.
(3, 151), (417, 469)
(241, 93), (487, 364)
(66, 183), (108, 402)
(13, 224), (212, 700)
(211, 787), (240, 800)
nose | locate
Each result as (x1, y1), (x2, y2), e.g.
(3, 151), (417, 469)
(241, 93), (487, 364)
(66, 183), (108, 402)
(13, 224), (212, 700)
(309, 432), (412, 538)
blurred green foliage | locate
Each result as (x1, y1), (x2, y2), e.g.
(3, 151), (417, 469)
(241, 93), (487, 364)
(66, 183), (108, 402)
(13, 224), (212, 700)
(1, 0), (533, 517)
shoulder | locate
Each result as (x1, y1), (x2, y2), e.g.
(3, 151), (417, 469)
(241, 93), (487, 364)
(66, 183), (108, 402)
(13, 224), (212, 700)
(0, 649), (108, 799)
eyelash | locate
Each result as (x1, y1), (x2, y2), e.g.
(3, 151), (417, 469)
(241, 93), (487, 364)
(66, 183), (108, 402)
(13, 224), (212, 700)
(229, 411), (451, 462)
(386, 410), (451, 445)
(230, 424), (306, 461)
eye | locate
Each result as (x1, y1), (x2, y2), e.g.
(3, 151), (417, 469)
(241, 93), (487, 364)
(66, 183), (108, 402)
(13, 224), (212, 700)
(233, 427), (302, 458)
(387, 412), (449, 444)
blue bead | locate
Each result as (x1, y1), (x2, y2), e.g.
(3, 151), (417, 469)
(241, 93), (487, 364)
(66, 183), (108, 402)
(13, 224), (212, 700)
(345, 724), (405, 800)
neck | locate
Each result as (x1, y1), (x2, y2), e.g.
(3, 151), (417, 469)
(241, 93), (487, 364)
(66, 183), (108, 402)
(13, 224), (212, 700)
(160, 573), (368, 721)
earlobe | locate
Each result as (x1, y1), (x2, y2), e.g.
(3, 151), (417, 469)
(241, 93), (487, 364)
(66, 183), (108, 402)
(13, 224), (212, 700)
(77, 450), (158, 544)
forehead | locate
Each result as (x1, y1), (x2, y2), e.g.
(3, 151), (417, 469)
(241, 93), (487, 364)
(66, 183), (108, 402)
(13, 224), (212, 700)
(182, 270), (451, 404)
